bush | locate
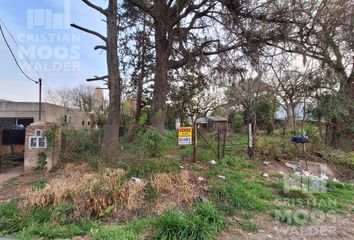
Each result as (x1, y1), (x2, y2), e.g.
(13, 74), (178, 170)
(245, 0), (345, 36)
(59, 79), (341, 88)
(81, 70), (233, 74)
(61, 129), (102, 162)
(138, 127), (163, 157)
(231, 113), (244, 132)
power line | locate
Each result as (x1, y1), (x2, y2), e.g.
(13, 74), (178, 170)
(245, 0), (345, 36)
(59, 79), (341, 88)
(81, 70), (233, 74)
(0, 18), (42, 79)
(0, 23), (38, 83)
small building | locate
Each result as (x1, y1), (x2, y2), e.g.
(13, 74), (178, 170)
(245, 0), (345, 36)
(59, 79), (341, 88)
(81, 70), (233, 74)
(196, 115), (228, 131)
(0, 100), (91, 155)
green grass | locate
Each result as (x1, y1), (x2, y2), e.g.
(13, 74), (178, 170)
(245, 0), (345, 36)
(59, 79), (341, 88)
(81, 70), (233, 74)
(0, 200), (96, 239)
(120, 157), (182, 178)
(152, 202), (225, 240)
(210, 156), (274, 214)
(239, 221), (259, 232)
(31, 179), (46, 190)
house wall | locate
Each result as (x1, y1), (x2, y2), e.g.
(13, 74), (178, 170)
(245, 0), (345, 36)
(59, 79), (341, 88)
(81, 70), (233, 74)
(207, 120), (228, 131)
(0, 102), (90, 156)
(0, 102), (91, 129)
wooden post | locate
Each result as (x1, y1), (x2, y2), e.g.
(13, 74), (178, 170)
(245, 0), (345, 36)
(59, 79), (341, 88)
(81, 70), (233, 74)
(222, 127), (227, 158)
(303, 143), (308, 170)
(193, 123), (196, 162)
(217, 125), (220, 161)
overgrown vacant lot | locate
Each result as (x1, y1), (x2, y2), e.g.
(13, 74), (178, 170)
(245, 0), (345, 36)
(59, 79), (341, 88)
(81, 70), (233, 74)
(0, 129), (354, 240)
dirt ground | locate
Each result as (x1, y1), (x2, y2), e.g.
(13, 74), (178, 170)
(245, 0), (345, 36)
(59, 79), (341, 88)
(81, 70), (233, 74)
(0, 167), (52, 202)
(0, 165), (24, 186)
(219, 212), (354, 240)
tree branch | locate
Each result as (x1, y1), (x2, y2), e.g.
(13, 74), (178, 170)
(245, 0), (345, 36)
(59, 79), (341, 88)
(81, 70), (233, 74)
(81, 0), (107, 15)
(94, 45), (107, 51)
(87, 75), (109, 82)
(129, 0), (157, 19)
(71, 23), (107, 42)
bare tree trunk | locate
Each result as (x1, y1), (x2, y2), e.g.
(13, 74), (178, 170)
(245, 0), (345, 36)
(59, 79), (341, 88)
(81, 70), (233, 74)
(135, 16), (147, 123)
(285, 104), (294, 132)
(101, 0), (121, 153)
(291, 103), (296, 133)
(151, 20), (169, 133)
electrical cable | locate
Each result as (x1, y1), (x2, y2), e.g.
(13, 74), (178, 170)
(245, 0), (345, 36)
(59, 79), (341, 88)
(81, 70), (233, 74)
(0, 18), (42, 79)
(0, 23), (38, 83)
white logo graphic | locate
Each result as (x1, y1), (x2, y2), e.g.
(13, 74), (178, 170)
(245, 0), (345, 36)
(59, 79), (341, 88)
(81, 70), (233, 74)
(27, 0), (71, 30)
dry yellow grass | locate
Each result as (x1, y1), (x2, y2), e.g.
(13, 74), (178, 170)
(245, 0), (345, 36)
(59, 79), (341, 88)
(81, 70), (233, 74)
(119, 180), (147, 210)
(20, 168), (125, 213)
(20, 165), (201, 218)
(151, 170), (199, 212)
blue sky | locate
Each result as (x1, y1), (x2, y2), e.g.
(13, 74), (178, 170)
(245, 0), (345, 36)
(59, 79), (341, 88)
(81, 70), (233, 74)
(0, 0), (110, 101)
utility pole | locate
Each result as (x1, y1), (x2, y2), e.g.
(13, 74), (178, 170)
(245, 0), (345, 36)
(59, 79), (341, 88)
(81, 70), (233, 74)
(38, 78), (42, 121)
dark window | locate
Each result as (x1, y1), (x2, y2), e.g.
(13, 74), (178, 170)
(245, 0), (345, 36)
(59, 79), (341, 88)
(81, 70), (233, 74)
(2, 129), (25, 145)
(82, 121), (85, 126)
(88, 121), (90, 126)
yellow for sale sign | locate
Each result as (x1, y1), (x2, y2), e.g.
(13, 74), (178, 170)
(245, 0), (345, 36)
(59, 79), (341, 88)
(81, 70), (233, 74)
(178, 127), (192, 145)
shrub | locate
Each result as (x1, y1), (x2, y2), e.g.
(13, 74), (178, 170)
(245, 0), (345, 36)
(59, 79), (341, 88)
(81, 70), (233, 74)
(35, 151), (47, 170)
(138, 127), (163, 157)
(61, 129), (102, 162)
(231, 113), (244, 132)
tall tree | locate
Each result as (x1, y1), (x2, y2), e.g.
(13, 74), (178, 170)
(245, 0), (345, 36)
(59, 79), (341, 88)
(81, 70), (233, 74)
(71, 0), (121, 153)
(264, 0), (354, 147)
(129, 0), (239, 133)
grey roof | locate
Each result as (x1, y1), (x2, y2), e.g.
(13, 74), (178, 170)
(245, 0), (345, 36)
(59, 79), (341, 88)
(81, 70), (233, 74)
(0, 99), (12, 102)
(207, 115), (228, 122)
(197, 116), (227, 123)
(196, 117), (208, 124)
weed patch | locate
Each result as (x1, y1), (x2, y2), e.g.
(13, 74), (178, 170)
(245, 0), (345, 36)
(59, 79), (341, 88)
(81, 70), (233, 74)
(152, 203), (225, 240)
(239, 220), (259, 232)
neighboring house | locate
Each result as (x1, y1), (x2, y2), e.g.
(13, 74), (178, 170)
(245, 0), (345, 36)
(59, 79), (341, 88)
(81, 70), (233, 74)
(0, 100), (91, 155)
(196, 116), (228, 131)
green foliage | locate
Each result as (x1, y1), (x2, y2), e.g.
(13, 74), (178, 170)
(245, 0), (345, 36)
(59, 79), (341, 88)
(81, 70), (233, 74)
(35, 151), (47, 170)
(138, 112), (149, 127)
(197, 148), (214, 162)
(180, 145), (194, 160)
(194, 202), (226, 230)
(0, 199), (21, 234)
(0, 201), (96, 239)
(231, 113), (244, 132)
(115, 157), (181, 178)
(152, 203), (225, 240)
(138, 127), (163, 157)
(152, 209), (188, 240)
(32, 179), (46, 190)
(239, 221), (259, 232)
(61, 129), (102, 162)
(87, 155), (100, 168)
(312, 180), (354, 212)
(210, 156), (274, 214)
(44, 124), (59, 149)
